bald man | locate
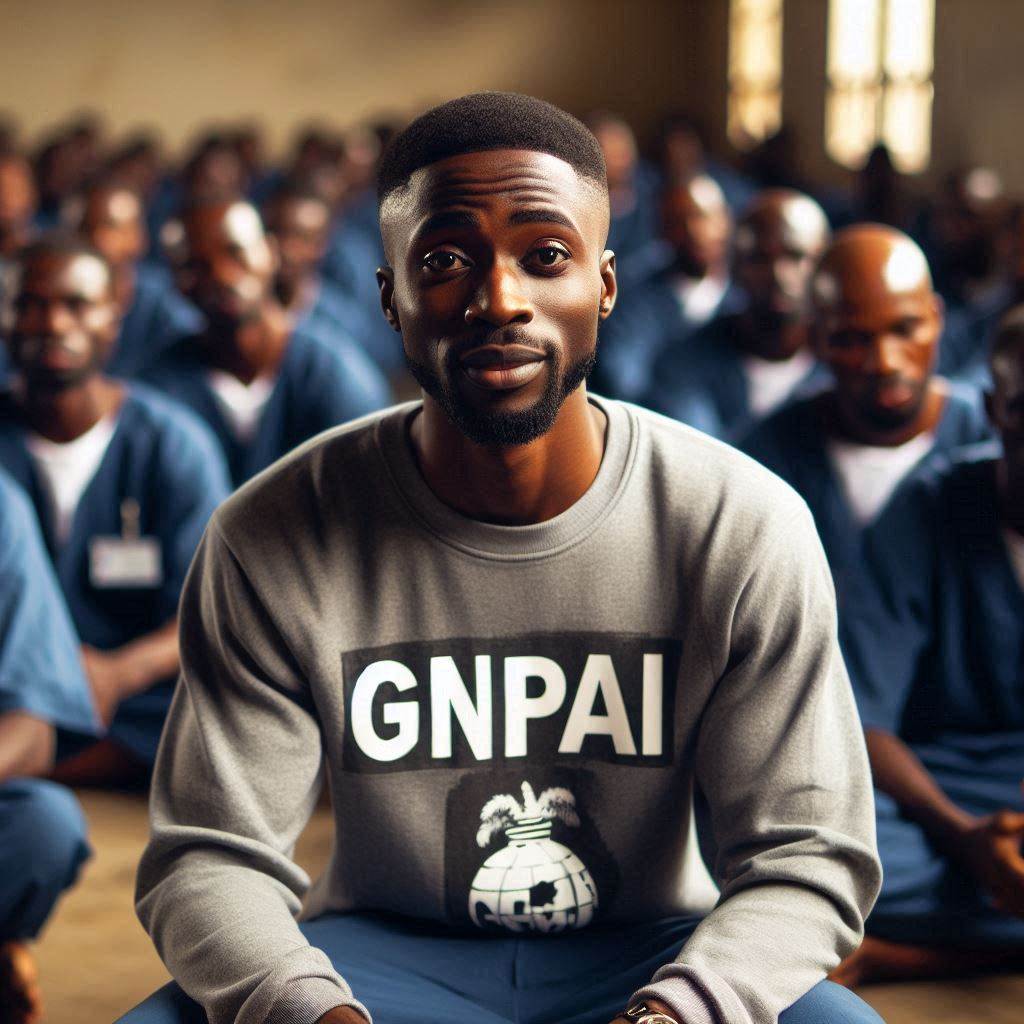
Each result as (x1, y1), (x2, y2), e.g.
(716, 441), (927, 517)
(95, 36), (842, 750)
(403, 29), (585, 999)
(594, 174), (741, 403)
(75, 182), (200, 377)
(834, 309), (1024, 985)
(644, 189), (830, 440)
(741, 224), (990, 602)
(142, 199), (390, 486)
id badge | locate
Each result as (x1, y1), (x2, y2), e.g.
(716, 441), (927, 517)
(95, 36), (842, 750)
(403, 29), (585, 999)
(88, 498), (162, 589)
(89, 536), (163, 589)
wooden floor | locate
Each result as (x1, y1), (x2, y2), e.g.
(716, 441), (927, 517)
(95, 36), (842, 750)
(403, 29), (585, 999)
(32, 791), (1024, 1023)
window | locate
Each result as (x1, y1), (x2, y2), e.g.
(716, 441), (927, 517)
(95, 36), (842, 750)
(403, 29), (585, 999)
(728, 0), (783, 150)
(826, 0), (935, 172)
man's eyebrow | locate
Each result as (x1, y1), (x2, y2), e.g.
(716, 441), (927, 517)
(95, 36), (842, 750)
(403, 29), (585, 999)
(508, 208), (579, 233)
(417, 210), (481, 236)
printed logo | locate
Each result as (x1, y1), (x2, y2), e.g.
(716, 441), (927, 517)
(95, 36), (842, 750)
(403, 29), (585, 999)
(469, 780), (597, 933)
(445, 768), (619, 932)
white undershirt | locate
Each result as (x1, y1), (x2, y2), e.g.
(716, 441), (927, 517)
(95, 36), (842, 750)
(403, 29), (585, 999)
(741, 349), (816, 418)
(827, 431), (936, 526)
(1003, 528), (1024, 591)
(206, 370), (276, 443)
(26, 413), (118, 545)
(672, 274), (728, 326)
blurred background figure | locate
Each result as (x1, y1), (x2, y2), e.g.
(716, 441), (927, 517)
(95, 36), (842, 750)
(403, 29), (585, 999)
(594, 173), (737, 402)
(644, 188), (830, 439)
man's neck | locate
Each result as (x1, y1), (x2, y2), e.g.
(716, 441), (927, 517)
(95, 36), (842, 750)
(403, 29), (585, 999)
(275, 274), (318, 318)
(410, 387), (607, 525)
(19, 375), (123, 443)
(735, 313), (806, 362)
(998, 460), (1024, 538)
(828, 378), (947, 447)
(112, 263), (137, 314)
(204, 301), (291, 384)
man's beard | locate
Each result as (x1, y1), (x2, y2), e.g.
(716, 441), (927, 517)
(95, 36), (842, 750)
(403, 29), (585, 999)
(853, 379), (928, 431)
(405, 339), (597, 447)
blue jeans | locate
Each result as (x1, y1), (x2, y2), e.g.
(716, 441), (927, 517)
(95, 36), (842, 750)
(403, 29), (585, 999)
(0, 778), (90, 940)
(119, 912), (884, 1023)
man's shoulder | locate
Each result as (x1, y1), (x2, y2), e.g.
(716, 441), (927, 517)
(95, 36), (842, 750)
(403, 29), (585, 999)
(625, 400), (812, 535)
(213, 401), (411, 543)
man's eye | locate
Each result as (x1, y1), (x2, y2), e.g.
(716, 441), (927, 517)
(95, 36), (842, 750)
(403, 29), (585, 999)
(423, 251), (468, 273)
(527, 245), (569, 268)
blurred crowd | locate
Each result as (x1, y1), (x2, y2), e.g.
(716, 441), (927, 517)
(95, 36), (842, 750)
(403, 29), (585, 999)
(1, 99), (1024, 1020)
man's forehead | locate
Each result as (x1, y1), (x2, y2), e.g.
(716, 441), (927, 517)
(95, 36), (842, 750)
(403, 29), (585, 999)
(21, 252), (109, 295)
(405, 149), (592, 212)
(188, 203), (264, 251)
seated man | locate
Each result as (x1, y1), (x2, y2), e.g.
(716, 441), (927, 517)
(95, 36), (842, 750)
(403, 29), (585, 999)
(142, 199), (391, 486)
(593, 174), (740, 403)
(262, 182), (402, 375)
(124, 93), (882, 1024)
(0, 235), (231, 785)
(834, 308), (1024, 985)
(742, 224), (990, 602)
(644, 189), (830, 440)
(0, 468), (95, 1024)
(74, 181), (201, 377)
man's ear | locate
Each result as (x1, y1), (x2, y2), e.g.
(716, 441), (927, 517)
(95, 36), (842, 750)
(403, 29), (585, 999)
(598, 250), (617, 320)
(377, 266), (401, 332)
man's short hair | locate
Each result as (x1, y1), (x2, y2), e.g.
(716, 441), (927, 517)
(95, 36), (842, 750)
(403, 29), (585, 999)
(18, 231), (112, 283)
(376, 92), (607, 204)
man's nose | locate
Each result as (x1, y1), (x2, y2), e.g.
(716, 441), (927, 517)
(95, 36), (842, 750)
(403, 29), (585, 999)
(464, 260), (534, 327)
(865, 335), (903, 375)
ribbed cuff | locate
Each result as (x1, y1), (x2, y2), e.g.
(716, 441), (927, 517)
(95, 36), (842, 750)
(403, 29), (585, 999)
(271, 978), (371, 1024)
(631, 964), (734, 1024)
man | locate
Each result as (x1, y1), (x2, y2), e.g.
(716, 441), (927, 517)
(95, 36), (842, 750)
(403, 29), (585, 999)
(262, 182), (402, 374)
(833, 308), (1024, 985)
(0, 468), (95, 1024)
(0, 235), (230, 784)
(742, 224), (990, 602)
(585, 112), (659, 267)
(0, 153), (37, 264)
(594, 174), (739, 402)
(644, 189), (830, 440)
(142, 199), (390, 486)
(74, 181), (201, 377)
(125, 94), (882, 1024)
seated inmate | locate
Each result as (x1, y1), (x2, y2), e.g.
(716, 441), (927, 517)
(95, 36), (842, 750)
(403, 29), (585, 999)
(742, 225), (990, 604)
(0, 235), (230, 785)
(643, 189), (830, 441)
(0, 468), (95, 1024)
(142, 199), (391, 487)
(834, 308), (1024, 985)
(126, 94), (884, 1024)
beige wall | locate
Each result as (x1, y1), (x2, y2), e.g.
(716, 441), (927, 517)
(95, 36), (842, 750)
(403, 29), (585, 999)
(5, 0), (707, 155)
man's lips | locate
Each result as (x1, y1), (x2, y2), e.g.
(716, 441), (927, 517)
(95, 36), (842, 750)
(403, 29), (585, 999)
(459, 344), (548, 391)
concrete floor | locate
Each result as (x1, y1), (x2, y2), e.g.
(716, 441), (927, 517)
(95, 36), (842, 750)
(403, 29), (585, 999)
(32, 791), (1024, 1024)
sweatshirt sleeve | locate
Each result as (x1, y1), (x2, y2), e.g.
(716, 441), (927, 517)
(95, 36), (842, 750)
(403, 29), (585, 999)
(631, 502), (882, 1024)
(135, 521), (370, 1024)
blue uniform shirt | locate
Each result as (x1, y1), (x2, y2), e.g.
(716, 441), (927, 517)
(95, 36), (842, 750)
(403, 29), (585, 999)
(642, 312), (829, 441)
(108, 264), (202, 379)
(142, 327), (391, 486)
(0, 385), (230, 763)
(741, 385), (992, 605)
(0, 470), (97, 736)
(594, 270), (744, 403)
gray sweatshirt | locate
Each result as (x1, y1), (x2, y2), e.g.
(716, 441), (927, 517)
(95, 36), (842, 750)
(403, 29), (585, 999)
(136, 397), (880, 1024)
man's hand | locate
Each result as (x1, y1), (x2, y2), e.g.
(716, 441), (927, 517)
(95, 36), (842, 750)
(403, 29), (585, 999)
(315, 1007), (368, 1024)
(82, 646), (127, 727)
(608, 996), (680, 1023)
(959, 808), (1024, 917)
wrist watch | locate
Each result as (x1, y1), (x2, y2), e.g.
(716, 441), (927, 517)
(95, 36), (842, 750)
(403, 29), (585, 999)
(623, 1003), (679, 1024)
